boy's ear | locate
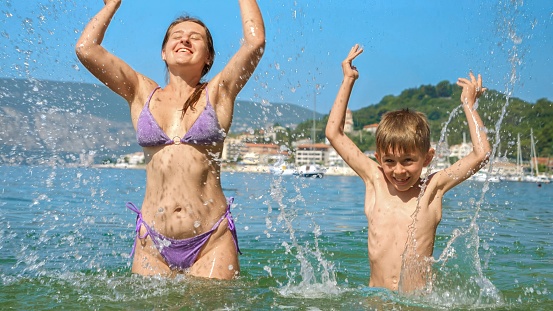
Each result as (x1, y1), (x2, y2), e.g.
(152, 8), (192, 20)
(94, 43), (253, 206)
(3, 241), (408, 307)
(374, 152), (381, 165)
(424, 148), (435, 166)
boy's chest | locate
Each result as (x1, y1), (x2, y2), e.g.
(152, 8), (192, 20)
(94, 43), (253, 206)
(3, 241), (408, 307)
(370, 196), (418, 226)
(366, 180), (436, 225)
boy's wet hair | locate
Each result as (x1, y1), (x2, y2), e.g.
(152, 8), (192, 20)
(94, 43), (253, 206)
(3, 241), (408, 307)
(161, 16), (215, 80)
(375, 108), (431, 155)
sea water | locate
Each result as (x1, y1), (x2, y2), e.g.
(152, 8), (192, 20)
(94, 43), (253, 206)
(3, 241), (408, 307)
(1, 165), (551, 310)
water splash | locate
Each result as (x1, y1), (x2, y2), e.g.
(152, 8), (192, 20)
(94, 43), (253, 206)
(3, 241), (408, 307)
(266, 174), (343, 298)
(398, 1), (534, 308)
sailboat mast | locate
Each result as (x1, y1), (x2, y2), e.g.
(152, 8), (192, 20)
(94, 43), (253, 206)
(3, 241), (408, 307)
(530, 128), (539, 176)
(517, 133), (522, 178)
(312, 91), (316, 144)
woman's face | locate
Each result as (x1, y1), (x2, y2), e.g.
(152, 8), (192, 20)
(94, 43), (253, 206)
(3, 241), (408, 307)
(162, 21), (211, 74)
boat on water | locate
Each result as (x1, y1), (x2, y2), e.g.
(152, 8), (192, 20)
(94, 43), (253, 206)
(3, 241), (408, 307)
(502, 131), (551, 184)
(294, 164), (326, 178)
(523, 175), (551, 183)
(526, 129), (550, 184)
(270, 159), (296, 176)
(469, 172), (500, 183)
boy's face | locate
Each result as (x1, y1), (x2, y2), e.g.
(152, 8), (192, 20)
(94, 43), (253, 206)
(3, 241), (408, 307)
(375, 148), (435, 192)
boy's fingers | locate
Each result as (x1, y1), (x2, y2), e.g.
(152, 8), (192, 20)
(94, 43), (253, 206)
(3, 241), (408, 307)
(469, 72), (476, 83)
(457, 77), (470, 85)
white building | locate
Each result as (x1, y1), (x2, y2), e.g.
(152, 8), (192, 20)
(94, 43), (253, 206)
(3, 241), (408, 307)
(295, 143), (330, 166)
(117, 152), (145, 166)
(449, 133), (472, 159)
(363, 123), (379, 134)
(344, 109), (354, 133)
(327, 147), (347, 167)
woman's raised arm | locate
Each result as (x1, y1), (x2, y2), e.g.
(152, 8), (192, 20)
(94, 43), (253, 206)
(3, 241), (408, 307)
(215, 0), (265, 100)
(75, 0), (140, 103)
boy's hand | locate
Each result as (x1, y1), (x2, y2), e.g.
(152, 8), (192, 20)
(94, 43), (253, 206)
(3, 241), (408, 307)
(457, 72), (486, 108)
(103, 0), (121, 7)
(342, 44), (363, 80)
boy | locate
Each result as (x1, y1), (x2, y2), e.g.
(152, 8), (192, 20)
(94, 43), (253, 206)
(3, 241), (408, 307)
(325, 45), (491, 293)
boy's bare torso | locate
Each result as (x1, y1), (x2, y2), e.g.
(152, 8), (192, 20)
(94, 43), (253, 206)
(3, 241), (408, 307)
(364, 170), (443, 292)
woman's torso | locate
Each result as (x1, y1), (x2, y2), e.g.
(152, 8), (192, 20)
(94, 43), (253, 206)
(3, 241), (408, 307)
(131, 80), (230, 240)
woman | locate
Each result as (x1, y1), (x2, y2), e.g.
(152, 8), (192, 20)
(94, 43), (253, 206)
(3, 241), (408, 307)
(75, 0), (265, 279)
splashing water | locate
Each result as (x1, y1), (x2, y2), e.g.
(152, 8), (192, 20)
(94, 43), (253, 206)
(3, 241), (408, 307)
(266, 174), (343, 298)
(398, 1), (535, 308)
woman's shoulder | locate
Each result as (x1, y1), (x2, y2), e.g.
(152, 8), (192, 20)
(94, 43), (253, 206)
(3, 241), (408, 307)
(131, 76), (160, 102)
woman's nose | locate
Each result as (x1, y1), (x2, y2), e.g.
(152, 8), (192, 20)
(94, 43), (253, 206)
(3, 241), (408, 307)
(180, 36), (190, 44)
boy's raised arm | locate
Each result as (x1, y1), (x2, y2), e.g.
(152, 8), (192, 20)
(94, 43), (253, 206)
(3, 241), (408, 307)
(326, 45), (376, 181)
(437, 72), (492, 192)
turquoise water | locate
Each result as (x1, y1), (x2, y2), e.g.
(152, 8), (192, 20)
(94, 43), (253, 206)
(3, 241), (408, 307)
(0, 165), (551, 310)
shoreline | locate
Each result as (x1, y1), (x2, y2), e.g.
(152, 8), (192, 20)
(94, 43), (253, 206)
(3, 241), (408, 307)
(92, 163), (358, 176)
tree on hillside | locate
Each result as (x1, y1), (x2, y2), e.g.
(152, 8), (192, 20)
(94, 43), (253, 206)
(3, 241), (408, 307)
(292, 83), (552, 161)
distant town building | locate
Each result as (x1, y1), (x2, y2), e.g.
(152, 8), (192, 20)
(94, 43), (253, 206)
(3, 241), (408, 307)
(116, 151), (144, 166)
(295, 143), (330, 166)
(448, 133), (472, 159)
(242, 143), (284, 164)
(344, 109), (354, 133)
(535, 157), (553, 171)
(327, 147), (347, 167)
(363, 123), (379, 134)
(222, 137), (244, 162)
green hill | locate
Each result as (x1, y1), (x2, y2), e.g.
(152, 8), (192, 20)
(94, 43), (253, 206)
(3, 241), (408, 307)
(298, 80), (553, 158)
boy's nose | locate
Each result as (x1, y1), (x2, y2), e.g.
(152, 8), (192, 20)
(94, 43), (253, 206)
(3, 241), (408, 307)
(393, 164), (406, 174)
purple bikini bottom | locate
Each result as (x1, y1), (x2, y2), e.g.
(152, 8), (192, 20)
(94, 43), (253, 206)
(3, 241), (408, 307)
(126, 198), (241, 271)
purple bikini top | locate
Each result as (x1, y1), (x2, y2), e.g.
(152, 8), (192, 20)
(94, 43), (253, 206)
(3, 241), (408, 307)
(136, 86), (225, 147)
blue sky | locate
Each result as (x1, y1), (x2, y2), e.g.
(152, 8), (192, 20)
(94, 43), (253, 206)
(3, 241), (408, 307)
(1, 0), (551, 114)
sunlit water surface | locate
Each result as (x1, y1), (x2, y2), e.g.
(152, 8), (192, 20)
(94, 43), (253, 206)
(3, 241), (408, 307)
(1, 166), (551, 310)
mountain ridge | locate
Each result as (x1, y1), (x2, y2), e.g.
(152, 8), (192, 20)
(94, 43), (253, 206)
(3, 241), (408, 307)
(0, 78), (322, 165)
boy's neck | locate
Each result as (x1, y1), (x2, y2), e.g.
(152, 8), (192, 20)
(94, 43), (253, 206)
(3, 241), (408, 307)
(387, 177), (425, 201)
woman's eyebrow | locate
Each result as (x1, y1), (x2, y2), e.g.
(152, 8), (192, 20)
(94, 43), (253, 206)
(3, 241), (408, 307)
(171, 30), (203, 36)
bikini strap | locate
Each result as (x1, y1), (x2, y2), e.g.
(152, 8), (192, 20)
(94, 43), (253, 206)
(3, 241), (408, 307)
(204, 85), (211, 106)
(125, 202), (149, 256)
(145, 86), (161, 107)
(225, 197), (242, 254)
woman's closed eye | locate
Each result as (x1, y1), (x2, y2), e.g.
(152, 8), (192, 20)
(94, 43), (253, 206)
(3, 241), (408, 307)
(189, 33), (202, 40)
